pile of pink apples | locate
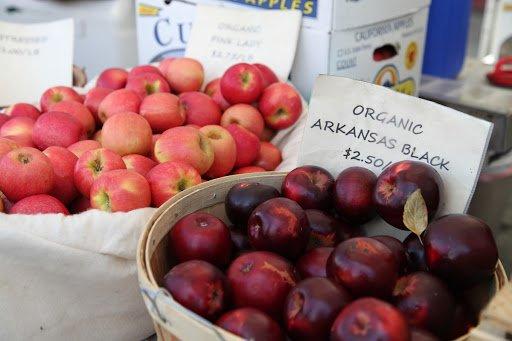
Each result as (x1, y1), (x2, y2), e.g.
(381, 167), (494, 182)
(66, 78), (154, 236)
(0, 59), (302, 215)
(162, 161), (499, 341)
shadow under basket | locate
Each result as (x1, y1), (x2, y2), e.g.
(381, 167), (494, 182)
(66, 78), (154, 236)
(137, 171), (508, 341)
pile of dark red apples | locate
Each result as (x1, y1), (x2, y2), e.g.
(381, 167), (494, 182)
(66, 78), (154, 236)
(163, 161), (499, 341)
(0, 60), (301, 214)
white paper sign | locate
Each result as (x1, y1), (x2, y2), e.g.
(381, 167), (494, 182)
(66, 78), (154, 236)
(0, 19), (74, 107)
(185, 4), (302, 82)
(299, 76), (493, 215)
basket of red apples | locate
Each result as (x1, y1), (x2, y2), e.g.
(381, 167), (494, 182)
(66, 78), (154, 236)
(137, 162), (507, 341)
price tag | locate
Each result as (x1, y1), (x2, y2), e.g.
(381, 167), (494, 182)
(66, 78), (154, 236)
(0, 19), (74, 107)
(299, 75), (493, 215)
(185, 4), (302, 82)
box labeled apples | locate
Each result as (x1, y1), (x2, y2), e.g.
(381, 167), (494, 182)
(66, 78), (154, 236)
(299, 75), (493, 217)
(135, 0), (430, 97)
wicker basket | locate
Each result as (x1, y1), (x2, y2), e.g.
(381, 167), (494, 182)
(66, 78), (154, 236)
(137, 171), (508, 341)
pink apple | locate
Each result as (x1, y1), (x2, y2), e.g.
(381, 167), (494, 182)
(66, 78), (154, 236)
(259, 83), (302, 130)
(204, 78), (230, 111)
(180, 91), (222, 127)
(123, 154), (157, 177)
(69, 196), (92, 214)
(93, 130), (102, 144)
(32, 111), (86, 149)
(140, 93), (184, 133)
(0, 114), (9, 129)
(254, 142), (282, 171)
(0, 116), (35, 141)
(220, 63), (263, 104)
(154, 126), (214, 175)
(43, 146), (79, 204)
(0, 137), (18, 158)
(200, 125), (237, 178)
(84, 87), (113, 124)
(226, 123), (261, 168)
(125, 72), (171, 99)
(97, 89), (141, 123)
(128, 64), (163, 79)
(102, 112), (153, 156)
(90, 169), (151, 212)
(49, 100), (96, 136)
(74, 148), (126, 197)
(67, 140), (102, 158)
(162, 57), (204, 93)
(2, 135), (34, 148)
(221, 104), (264, 137)
(158, 57), (175, 75)
(147, 161), (202, 207)
(253, 63), (279, 88)
(0, 147), (55, 201)
(40, 86), (82, 112)
(10, 194), (69, 215)
(5, 103), (41, 120)
(96, 67), (128, 90)
(233, 166), (267, 174)
(150, 134), (161, 160)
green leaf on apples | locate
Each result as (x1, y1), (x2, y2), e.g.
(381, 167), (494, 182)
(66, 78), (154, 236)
(403, 189), (428, 238)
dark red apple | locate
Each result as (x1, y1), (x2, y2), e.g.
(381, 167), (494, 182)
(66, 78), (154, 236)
(296, 247), (334, 279)
(410, 328), (439, 341)
(169, 212), (232, 267)
(423, 214), (498, 286)
(282, 165), (334, 210)
(227, 251), (299, 319)
(225, 182), (280, 227)
(334, 167), (377, 224)
(330, 298), (410, 341)
(284, 277), (351, 340)
(327, 237), (398, 298)
(372, 235), (407, 274)
(305, 209), (342, 249)
(392, 271), (455, 337)
(163, 260), (230, 320)
(448, 302), (477, 339)
(248, 197), (310, 259)
(373, 161), (442, 230)
(230, 228), (251, 254)
(403, 233), (428, 272)
(216, 308), (284, 341)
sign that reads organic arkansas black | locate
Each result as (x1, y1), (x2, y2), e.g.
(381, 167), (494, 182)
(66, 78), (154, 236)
(299, 75), (493, 215)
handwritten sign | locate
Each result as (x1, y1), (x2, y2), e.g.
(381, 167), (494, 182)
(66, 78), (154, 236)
(299, 75), (493, 215)
(185, 4), (301, 82)
(0, 19), (74, 107)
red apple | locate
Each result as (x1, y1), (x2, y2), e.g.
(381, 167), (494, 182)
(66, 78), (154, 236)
(282, 165), (335, 210)
(162, 57), (204, 93)
(217, 308), (284, 341)
(248, 197), (310, 259)
(373, 161), (442, 230)
(372, 235), (408, 274)
(127, 64), (162, 79)
(220, 63), (263, 104)
(5, 103), (40, 120)
(101, 112), (153, 156)
(411, 328), (439, 341)
(253, 63), (279, 88)
(233, 166), (266, 174)
(32, 112), (86, 149)
(154, 126), (214, 175)
(221, 104), (264, 137)
(0, 114), (9, 129)
(0, 147), (55, 201)
(40, 86), (82, 112)
(335, 167), (377, 224)
(122, 154), (156, 177)
(140, 93), (184, 133)
(204, 78), (230, 111)
(305, 209), (345, 249)
(296, 247), (334, 278)
(180, 91), (222, 127)
(0, 137), (19, 158)
(200, 125), (237, 178)
(226, 124), (261, 168)
(254, 142), (282, 171)
(96, 67), (128, 90)
(158, 57), (175, 76)
(169, 212), (232, 267)
(43, 146), (79, 204)
(125, 72), (170, 99)
(227, 251), (299, 319)
(331, 298), (410, 341)
(84, 87), (113, 125)
(97, 89), (141, 123)
(147, 161), (202, 207)
(259, 83), (302, 130)
(67, 140), (102, 158)
(10, 194), (69, 215)
(74, 148), (126, 197)
(0, 116), (35, 141)
(49, 100), (96, 136)
(2, 134), (34, 148)
(163, 260), (230, 320)
(90, 169), (151, 212)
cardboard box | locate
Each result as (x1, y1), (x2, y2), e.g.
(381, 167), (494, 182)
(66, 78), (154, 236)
(135, 0), (430, 97)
